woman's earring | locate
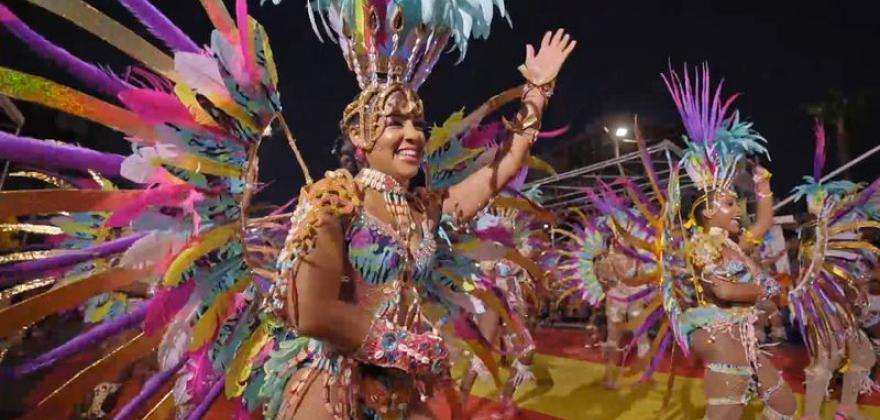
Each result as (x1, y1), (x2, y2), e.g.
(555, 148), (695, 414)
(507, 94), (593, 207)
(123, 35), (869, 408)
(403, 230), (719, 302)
(355, 148), (367, 163)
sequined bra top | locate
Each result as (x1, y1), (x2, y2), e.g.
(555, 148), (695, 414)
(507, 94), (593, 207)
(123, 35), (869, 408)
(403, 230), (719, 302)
(346, 209), (437, 286)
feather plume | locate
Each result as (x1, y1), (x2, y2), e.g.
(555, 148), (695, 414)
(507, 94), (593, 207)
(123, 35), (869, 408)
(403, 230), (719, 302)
(0, 131), (124, 177)
(118, 88), (199, 128)
(187, 377), (224, 420)
(0, 233), (146, 287)
(113, 356), (186, 420)
(0, 5), (129, 96)
(812, 118), (827, 180)
(145, 280), (196, 335)
(14, 302), (148, 377)
(118, 0), (201, 53)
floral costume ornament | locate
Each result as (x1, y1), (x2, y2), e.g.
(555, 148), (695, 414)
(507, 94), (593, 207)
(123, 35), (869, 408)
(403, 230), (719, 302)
(0, 0), (519, 418)
(789, 120), (880, 419)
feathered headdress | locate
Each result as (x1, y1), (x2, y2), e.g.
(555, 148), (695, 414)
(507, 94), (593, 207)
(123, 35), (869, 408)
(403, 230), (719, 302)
(274, 0), (509, 151)
(302, 0), (509, 90)
(791, 119), (858, 215)
(662, 63), (768, 196)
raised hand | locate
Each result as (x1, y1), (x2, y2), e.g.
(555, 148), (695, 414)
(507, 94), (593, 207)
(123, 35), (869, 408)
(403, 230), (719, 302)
(752, 164), (772, 196)
(521, 28), (577, 85)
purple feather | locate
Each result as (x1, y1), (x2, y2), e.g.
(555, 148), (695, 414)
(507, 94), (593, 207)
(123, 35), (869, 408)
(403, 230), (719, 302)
(790, 292), (809, 346)
(812, 119), (827, 180)
(0, 5), (129, 97)
(635, 123), (667, 202)
(145, 280), (196, 335)
(0, 131), (124, 177)
(618, 244), (655, 264)
(617, 177), (659, 217)
(803, 291), (823, 329)
(661, 63), (740, 146)
(14, 302), (148, 377)
(630, 307), (664, 345)
(113, 356), (186, 420)
(0, 233), (147, 288)
(621, 286), (655, 303)
(827, 274), (847, 299)
(186, 377), (224, 420)
(830, 177), (880, 224)
(642, 332), (672, 381)
(117, 0), (201, 53)
(813, 283), (837, 314)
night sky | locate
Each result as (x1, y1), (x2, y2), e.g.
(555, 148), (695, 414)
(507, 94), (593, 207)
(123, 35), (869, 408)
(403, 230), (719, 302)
(2, 0), (879, 211)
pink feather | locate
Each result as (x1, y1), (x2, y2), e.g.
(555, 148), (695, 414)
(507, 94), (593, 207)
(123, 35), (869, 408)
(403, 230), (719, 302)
(453, 316), (483, 341)
(235, 0), (259, 86)
(537, 124), (570, 139)
(104, 184), (199, 228)
(234, 400), (255, 420)
(145, 280), (195, 335)
(461, 122), (501, 148)
(118, 88), (198, 128)
(185, 344), (217, 402)
(813, 118), (827, 180)
(226, 292), (250, 319)
(475, 225), (515, 247)
(505, 166), (528, 191)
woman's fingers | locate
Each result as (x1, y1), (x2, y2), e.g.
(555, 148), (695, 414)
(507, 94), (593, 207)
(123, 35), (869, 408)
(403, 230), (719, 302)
(541, 31), (552, 48)
(552, 28), (564, 45)
(563, 40), (577, 57)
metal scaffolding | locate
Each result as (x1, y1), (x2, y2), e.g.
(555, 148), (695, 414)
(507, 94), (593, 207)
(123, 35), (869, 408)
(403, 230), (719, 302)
(524, 139), (693, 210)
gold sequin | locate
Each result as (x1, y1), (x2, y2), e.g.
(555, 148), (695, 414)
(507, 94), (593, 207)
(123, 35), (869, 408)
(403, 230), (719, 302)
(0, 277), (55, 301)
(0, 223), (64, 235)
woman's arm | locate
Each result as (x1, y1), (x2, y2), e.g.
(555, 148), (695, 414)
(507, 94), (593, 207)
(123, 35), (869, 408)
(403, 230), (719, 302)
(291, 212), (373, 353)
(740, 165), (774, 251)
(702, 275), (763, 303)
(443, 29), (576, 222)
(621, 271), (659, 287)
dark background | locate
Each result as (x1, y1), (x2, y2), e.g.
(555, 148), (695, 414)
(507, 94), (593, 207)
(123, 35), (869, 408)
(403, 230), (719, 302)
(2, 0), (879, 213)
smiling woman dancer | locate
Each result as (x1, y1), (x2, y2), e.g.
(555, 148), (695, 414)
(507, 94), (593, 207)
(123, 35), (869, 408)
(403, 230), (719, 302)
(275, 15), (575, 420)
(661, 65), (796, 420)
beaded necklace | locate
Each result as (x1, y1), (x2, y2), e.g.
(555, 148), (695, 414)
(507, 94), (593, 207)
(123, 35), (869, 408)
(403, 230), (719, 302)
(354, 168), (421, 266)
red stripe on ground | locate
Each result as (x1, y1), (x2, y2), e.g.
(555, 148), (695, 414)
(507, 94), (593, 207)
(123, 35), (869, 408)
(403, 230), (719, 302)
(533, 326), (880, 406)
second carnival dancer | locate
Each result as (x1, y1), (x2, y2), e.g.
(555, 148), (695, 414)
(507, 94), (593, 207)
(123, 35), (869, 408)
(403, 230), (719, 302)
(456, 185), (554, 416)
(0, 0), (575, 418)
(789, 120), (880, 420)
(661, 65), (797, 419)
(553, 190), (659, 390)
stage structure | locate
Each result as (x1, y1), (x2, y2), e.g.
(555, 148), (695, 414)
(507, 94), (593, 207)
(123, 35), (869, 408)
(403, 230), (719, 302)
(524, 139), (690, 211)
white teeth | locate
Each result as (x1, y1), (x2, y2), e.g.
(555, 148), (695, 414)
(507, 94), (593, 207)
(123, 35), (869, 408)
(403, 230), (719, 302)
(397, 149), (419, 158)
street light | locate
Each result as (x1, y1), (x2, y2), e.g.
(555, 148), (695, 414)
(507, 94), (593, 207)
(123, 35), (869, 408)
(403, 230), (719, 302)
(614, 127), (629, 138)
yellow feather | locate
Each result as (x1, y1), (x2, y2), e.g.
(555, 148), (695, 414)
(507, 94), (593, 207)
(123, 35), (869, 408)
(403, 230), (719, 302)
(163, 154), (243, 178)
(225, 319), (270, 398)
(174, 83), (219, 127)
(527, 155), (557, 175)
(164, 224), (237, 286)
(189, 276), (249, 351)
(427, 110), (465, 154)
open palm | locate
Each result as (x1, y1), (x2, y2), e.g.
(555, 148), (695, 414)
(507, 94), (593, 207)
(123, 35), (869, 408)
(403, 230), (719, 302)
(521, 29), (577, 85)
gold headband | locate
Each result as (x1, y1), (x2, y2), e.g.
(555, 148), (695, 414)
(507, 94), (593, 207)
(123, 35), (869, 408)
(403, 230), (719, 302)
(341, 82), (423, 151)
(684, 189), (737, 229)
